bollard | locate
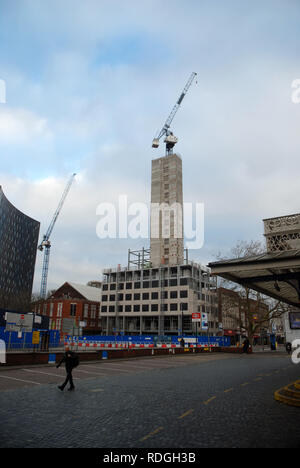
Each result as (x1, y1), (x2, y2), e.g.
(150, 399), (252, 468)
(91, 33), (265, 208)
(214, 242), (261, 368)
(102, 350), (108, 360)
(48, 353), (56, 364)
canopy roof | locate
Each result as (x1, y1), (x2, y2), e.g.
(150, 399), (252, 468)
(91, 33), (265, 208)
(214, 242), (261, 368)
(208, 250), (300, 308)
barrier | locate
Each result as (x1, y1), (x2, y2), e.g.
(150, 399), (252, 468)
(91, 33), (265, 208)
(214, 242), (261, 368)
(64, 334), (231, 351)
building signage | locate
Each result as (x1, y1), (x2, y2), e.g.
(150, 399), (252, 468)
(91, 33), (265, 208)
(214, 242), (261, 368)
(201, 313), (208, 330)
(192, 313), (201, 323)
(32, 331), (40, 344)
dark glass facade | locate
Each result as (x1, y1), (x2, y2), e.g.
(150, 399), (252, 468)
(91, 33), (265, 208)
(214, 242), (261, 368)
(0, 186), (40, 311)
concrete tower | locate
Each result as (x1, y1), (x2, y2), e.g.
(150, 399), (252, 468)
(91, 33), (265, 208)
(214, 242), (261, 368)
(150, 153), (184, 267)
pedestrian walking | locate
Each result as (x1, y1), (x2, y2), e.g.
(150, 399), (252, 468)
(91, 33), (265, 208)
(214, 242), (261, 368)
(242, 338), (250, 354)
(56, 350), (79, 391)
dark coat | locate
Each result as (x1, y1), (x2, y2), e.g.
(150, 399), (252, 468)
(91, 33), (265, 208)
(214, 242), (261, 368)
(242, 339), (250, 353)
(57, 351), (78, 372)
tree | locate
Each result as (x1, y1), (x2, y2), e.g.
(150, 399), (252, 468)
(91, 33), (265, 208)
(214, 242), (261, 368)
(216, 240), (288, 346)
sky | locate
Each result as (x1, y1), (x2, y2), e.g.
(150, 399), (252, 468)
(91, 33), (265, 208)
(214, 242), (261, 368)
(0, 0), (300, 293)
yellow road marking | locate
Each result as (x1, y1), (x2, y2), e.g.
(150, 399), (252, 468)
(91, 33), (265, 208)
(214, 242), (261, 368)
(224, 388), (234, 393)
(204, 396), (216, 405)
(241, 382), (249, 386)
(254, 377), (262, 382)
(178, 409), (194, 419)
(140, 427), (164, 442)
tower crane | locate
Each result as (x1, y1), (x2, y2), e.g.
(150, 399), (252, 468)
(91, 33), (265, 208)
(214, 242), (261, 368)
(38, 173), (76, 299)
(152, 72), (197, 155)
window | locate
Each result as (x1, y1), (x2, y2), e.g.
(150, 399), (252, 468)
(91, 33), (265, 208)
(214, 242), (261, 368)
(102, 295), (108, 301)
(143, 281), (150, 288)
(83, 304), (89, 318)
(109, 306), (115, 313)
(125, 305), (131, 312)
(151, 292), (158, 300)
(101, 306), (107, 313)
(152, 280), (159, 288)
(134, 282), (141, 289)
(170, 291), (177, 299)
(109, 295), (115, 301)
(142, 293), (149, 300)
(134, 305), (140, 312)
(134, 293), (140, 300)
(102, 284), (108, 291)
(49, 303), (54, 317)
(180, 290), (188, 298)
(170, 303), (177, 311)
(110, 283), (116, 290)
(91, 304), (96, 319)
(125, 294), (132, 301)
(170, 279), (177, 287)
(180, 278), (188, 286)
(142, 304), (149, 312)
(151, 304), (158, 311)
(70, 303), (77, 317)
(126, 282), (132, 289)
(57, 303), (63, 317)
(118, 293), (123, 301)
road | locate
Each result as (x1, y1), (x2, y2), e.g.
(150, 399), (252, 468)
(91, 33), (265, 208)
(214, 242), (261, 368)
(0, 352), (299, 448)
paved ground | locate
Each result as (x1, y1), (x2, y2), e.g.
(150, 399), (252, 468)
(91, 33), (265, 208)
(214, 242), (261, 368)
(0, 352), (299, 448)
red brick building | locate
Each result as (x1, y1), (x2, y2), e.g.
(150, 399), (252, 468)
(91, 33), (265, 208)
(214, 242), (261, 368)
(32, 282), (101, 335)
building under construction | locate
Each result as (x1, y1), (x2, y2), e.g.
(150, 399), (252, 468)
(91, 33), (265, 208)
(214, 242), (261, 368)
(99, 152), (218, 336)
(100, 251), (218, 336)
(99, 73), (218, 336)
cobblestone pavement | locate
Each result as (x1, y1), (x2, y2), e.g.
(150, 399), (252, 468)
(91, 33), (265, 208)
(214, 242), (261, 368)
(0, 353), (299, 448)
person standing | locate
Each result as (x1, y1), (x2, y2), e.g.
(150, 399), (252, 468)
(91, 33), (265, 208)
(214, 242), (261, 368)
(56, 350), (79, 391)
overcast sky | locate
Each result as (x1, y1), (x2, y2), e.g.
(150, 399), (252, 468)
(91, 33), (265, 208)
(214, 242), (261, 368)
(0, 0), (300, 293)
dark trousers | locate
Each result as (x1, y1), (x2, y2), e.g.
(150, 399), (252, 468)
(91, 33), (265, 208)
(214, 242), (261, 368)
(61, 369), (74, 389)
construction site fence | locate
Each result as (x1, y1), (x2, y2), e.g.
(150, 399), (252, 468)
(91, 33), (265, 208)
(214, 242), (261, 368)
(0, 327), (61, 351)
(64, 335), (231, 351)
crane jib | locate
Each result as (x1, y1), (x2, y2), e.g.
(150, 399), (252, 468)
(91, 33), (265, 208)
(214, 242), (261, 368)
(152, 72), (197, 154)
(177, 93), (185, 105)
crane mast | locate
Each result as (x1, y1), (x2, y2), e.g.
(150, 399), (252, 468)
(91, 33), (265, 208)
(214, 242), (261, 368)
(152, 72), (197, 155)
(38, 173), (76, 299)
